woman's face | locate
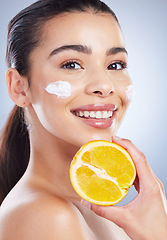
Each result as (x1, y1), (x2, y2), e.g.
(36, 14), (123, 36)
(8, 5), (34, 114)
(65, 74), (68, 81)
(28, 12), (132, 147)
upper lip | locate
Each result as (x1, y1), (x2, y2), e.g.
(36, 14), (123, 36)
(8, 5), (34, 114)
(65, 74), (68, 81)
(71, 103), (117, 112)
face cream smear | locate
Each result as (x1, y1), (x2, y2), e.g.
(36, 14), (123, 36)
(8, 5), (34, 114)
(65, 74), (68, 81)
(126, 85), (136, 102)
(45, 81), (71, 98)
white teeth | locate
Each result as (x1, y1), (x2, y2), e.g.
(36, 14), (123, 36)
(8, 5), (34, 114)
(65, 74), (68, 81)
(90, 111), (96, 118)
(102, 111), (108, 118)
(109, 111), (113, 117)
(79, 111), (84, 117)
(96, 111), (102, 119)
(83, 111), (90, 117)
(74, 110), (114, 119)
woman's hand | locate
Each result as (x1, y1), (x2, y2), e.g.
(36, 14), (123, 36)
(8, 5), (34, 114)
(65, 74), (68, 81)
(81, 136), (167, 240)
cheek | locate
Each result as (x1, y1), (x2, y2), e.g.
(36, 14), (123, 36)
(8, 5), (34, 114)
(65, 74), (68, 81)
(45, 81), (72, 98)
(30, 83), (71, 134)
(32, 95), (66, 136)
(115, 80), (132, 106)
(125, 84), (136, 102)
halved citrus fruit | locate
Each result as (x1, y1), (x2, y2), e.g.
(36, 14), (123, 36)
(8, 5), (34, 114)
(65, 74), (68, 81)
(70, 140), (136, 205)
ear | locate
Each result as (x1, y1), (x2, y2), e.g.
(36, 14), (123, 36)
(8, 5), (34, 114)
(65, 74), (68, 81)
(6, 68), (31, 107)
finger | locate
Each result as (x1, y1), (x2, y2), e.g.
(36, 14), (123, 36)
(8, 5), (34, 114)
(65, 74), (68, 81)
(112, 136), (156, 189)
(153, 175), (166, 196)
(81, 199), (127, 228)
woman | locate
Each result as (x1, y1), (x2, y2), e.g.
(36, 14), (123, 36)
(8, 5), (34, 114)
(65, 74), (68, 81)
(0, 0), (166, 239)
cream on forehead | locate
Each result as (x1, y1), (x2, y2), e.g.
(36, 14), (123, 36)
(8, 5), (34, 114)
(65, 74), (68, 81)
(45, 81), (71, 98)
(126, 85), (136, 101)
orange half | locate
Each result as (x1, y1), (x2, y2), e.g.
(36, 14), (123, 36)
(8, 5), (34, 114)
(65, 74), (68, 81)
(70, 140), (136, 205)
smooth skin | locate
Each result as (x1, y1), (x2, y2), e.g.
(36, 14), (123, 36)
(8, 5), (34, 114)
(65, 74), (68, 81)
(0, 12), (166, 240)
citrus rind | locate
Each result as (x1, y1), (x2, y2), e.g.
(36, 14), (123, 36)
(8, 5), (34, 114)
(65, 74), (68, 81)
(70, 140), (136, 206)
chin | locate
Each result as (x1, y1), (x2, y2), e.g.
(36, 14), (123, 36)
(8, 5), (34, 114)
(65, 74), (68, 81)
(75, 129), (118, 147)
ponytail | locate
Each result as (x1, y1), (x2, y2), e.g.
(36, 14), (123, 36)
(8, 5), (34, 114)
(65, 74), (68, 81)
(0, 105), (30, 204)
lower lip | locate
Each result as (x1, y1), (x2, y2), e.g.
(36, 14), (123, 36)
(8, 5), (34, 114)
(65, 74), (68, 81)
(74, 115), (115, 129)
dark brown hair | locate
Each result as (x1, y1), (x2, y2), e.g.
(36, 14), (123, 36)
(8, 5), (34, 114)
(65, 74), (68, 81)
(0, 0), (119, 204)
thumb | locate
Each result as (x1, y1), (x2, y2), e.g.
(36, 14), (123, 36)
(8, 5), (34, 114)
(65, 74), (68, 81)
(81, 199), (126, 227)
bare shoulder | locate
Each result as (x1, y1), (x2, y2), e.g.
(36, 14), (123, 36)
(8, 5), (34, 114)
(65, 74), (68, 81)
(0, 193), (90, 240)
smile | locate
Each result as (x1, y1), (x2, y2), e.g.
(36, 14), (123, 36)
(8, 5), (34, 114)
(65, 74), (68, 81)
(71, 104), (117, 129)
(72, 110), (113, 119)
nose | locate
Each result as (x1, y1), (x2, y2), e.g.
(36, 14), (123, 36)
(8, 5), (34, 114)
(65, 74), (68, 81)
(85, 72), (115, 97)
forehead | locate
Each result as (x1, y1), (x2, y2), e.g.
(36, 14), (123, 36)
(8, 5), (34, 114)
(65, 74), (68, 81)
(39, 12), (125, 49)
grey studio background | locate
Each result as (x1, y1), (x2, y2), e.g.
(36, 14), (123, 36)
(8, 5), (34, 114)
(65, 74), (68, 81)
(0, 0), (167, 204)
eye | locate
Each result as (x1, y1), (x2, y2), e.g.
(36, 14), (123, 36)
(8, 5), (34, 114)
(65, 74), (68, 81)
(61, 61), (82, 70)
(107, 61), (127, 70)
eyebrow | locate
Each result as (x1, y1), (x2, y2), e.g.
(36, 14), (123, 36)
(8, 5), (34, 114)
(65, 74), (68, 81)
(106, 47), (128, 56)
(49, 44), (128, 57)
(50, 45), (92, 56)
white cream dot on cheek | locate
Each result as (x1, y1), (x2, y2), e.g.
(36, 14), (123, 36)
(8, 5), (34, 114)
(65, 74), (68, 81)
(45, 81), (71, 98)
(126, 85), (136, 102)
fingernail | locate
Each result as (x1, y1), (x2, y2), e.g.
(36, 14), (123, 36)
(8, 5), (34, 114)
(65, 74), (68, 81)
(81, 199), (92, 209)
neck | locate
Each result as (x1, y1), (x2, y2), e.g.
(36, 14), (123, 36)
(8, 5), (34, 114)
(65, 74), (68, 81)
(25, 124), (80, 202)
